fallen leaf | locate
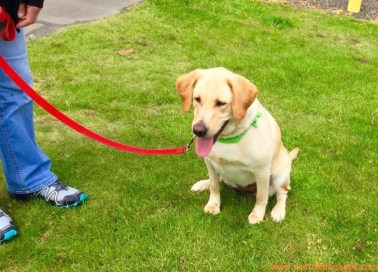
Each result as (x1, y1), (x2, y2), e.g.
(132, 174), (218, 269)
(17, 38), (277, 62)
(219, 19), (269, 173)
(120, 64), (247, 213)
(118, 49), (135, 56)
(331, 9), (344, 15)
(85, 109), (96, 115)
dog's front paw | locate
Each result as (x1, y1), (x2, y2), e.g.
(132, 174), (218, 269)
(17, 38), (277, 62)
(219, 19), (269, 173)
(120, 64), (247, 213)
(248, 210), (264, 224)
(191, 179), (210, 192)
(271, 206), (286, 222)
(204, 203), (220, 214)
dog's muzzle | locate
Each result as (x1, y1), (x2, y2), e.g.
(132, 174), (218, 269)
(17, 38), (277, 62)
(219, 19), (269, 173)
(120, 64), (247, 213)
(192, 120), (229, 143)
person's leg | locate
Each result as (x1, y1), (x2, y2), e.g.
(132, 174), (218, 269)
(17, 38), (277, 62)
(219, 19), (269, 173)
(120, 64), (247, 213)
(0, 29), (87, 207)
(0, 29), (57, 193)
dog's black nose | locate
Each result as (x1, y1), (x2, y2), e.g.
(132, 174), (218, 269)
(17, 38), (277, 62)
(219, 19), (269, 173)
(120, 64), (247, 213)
(193, 122), (208, 137)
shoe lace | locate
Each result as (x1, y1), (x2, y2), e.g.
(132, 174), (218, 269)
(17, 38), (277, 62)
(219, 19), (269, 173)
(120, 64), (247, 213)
(35, 181), (69, 204)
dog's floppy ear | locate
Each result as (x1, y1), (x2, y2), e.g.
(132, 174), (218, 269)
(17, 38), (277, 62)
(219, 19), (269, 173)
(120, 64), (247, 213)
(228, 74), (258, 120)
(176, 70), (200, 112)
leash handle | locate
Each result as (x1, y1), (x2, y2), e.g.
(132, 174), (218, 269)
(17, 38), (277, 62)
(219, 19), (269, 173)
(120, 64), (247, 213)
(0, 7), (16, 41)
(0, 55), (189, 156)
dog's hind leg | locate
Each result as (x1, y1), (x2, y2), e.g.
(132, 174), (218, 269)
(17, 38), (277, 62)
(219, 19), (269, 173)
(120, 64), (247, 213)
(270, 169), (291, 222)
(191, 179), (210, 192)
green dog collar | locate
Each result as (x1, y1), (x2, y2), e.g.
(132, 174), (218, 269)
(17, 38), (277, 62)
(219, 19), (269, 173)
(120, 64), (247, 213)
(217, 111), (262, 144)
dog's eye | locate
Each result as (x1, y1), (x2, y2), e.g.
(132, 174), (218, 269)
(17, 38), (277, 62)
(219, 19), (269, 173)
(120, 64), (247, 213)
(215, 100), (226, 107)
(194, 97), (201, 103)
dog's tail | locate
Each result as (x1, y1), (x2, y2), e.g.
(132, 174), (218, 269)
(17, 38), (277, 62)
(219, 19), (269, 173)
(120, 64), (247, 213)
(289, 147), (300, 161)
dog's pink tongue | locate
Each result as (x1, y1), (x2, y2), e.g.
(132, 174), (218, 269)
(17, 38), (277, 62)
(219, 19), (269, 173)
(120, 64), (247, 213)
(195, 137), (214, 157)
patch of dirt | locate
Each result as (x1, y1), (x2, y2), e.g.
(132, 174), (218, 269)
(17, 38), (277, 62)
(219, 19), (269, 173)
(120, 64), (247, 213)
(263, 0), (378, 22)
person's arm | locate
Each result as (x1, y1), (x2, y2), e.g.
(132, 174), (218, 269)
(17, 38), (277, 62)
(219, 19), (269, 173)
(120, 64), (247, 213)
(16, 0), (44, 28)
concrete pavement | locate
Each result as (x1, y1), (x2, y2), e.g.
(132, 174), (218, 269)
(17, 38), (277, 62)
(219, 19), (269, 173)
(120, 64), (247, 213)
(25, 0), (143, 39)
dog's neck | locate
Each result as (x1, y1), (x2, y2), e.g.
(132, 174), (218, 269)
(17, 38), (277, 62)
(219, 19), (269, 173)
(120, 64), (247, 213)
(221, 99), (260, 138)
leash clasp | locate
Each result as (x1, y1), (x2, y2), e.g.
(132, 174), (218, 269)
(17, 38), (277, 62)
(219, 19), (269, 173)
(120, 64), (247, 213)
(185, 135), (196, 152)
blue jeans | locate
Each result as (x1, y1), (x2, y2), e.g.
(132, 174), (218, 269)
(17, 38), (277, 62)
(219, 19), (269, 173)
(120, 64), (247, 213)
(0, 29), (57, 194)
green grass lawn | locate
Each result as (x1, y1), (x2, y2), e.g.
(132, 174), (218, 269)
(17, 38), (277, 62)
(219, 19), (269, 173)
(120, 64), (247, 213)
(1, 0), (377, 270)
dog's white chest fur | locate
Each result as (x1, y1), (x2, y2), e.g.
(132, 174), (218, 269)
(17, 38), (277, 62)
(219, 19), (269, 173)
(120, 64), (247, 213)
(207, 141), (258, 187)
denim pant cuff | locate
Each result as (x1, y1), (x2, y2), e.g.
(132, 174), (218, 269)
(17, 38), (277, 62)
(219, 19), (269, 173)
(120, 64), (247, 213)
(7, 175), (58, 195)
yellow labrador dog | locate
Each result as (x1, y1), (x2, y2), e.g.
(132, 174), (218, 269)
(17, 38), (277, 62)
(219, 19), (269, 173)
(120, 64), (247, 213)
(176, 67), (299, 224)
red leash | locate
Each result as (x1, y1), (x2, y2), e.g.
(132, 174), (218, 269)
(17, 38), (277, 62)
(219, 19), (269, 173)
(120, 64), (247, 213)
(0, 56), (191, 155)
(0, 7), (16, 41)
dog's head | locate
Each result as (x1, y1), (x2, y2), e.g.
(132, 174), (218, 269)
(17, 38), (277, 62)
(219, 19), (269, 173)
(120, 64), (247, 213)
(176, 67), (258, 157)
